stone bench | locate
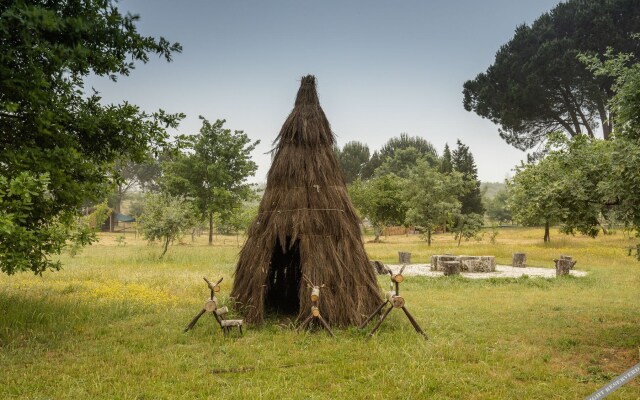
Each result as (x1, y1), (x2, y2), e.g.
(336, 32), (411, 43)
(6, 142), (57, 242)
(431, 255), (496, 272)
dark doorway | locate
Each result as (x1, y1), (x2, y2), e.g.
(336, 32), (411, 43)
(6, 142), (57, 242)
(266, 237), (301, 315)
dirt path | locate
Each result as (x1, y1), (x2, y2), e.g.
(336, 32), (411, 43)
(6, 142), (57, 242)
(386, 264), (587, 279)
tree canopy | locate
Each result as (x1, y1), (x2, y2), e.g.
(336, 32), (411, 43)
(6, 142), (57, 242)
(336, 141), (370, 183)
(404, 160), (465, 246)
(363, 133), (439, 177)
(349, 174), (407, 242)
(141, 194), (196, 258)
(162, 118), (259, 245)
(0, 0), (182, 274)
(506, 37), (640, 254)
(463, 0), (640, 150)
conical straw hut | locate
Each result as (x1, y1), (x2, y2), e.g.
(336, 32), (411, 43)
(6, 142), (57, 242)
(231, 75), (381, 326)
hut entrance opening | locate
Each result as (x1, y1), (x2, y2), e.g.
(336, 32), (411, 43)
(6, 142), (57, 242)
(266, 237), (302, 315)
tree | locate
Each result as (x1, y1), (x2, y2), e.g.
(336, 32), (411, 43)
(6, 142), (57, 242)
(509, 133), (620, 242)
(451, 213), (484, 247)
(107, 155), (163, 231)
(0, 1), (182, 275)
(349, 175), (407, 242)
(463, 0), (640, 150)
(162, 118), (259, 245)
(508, 153), (568, 242)
(484, 188), (512, 224)
(141, 194), (196, 258)
(505, 39), (640, 255)
(439, 143), (453, 173)
(375, 147), (428, 178)
(404, 160), (465, 246)
(361, 150), (382, 180)
(362, 133), (439, 177)
(336, 141), (370, 183)
(580, 45), (640, 249)
(216, 202), (259, 245)
(452, 140), (484, 215)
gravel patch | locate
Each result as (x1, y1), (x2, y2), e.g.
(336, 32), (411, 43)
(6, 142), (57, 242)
(385, 264), (587, 279)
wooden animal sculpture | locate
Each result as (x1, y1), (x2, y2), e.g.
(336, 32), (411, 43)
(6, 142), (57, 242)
(359, 265), (427, 338)
(184, 277), (244, 336)
(297, 281), (335, 338)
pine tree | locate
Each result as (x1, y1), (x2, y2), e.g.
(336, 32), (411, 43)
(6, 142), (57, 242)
(440, 143), (453, 173)
(452, 140), (484, 215)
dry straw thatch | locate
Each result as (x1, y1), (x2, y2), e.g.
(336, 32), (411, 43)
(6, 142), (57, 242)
(231, 75), (381, 326)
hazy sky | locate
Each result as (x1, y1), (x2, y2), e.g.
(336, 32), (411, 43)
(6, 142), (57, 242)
(87, 0), (562, 183)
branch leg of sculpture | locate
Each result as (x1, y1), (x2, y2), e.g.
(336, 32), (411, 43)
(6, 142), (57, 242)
(297, 314), (314, 331)
(401, 306), (428, 339)
(368, 305), (393, 337)
(359, 300), (389, 329)
(316, 315), (336, 338)
(184, 309), (206, 332)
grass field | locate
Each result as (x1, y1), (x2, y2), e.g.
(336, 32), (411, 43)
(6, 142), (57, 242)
(1, 228), (639, 399)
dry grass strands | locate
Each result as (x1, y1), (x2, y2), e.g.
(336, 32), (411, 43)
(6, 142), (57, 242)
(231, 75), (382, 326)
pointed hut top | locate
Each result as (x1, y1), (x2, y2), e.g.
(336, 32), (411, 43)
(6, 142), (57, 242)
(294, 75), (320, 107)
(274, 75), (335, 147)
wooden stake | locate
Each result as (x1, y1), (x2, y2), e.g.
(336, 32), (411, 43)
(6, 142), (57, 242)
(402, 306), (427, 338)
(368, 305), (393, 336)
(184, 309), (206, 332)
(358, 300), (389, 329)
(317, 314), (336, 338)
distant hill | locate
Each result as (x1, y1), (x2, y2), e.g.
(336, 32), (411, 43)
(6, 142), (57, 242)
(481, 182), (506, 199)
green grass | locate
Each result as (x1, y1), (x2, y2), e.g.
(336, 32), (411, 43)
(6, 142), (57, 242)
(1, 228), (639, 399)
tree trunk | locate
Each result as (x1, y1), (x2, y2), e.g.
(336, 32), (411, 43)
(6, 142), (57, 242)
(398, 252), (411, 264)
(160, 237), (170, 258)
(597, 96), (612, 140)
(544, 222), (550, 243)
(427, 229), (432, 246)
(373, 224), (382, 242)
(208, 211), (213, 246)
(561, 86), (582, 136)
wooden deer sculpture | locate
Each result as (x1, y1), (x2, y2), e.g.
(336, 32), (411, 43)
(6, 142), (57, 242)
(359, 265), (427, 338)
(297, 277), (335, 337)
(184, 277), (244, 336)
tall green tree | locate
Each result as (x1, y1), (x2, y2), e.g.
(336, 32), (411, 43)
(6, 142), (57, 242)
(452, 140), (484, 215)
(162, 118), (259, 245)
(439, 143), (453, 173)
(508, 154), (567, 242)
(349, 175), (407, 242)
(580, 45), (640, 250)
(336, 141), (370, 183)
(404, 160), (465, 246)
(463, 0), (640, 149)
(0, 0), (182, 275)
(509, 135), (617, 241)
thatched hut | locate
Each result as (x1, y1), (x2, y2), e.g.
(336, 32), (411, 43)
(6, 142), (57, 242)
(231, 75), (381, 326)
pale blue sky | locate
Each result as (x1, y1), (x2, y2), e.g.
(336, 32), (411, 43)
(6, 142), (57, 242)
(87, 0), (562, 183)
